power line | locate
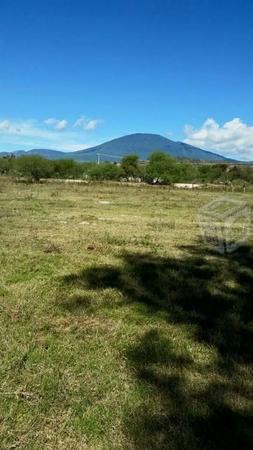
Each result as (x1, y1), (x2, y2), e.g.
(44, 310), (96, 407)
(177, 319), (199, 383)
(96, 152), (123, 164)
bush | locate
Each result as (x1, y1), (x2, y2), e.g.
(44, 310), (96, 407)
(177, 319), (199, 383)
(145, 152), (179, 184)
(0, 157), (13, 174)
(121, 154), (141, 178)
(52, 159), (79, 179)
(15, 155), (53, 182)
(89, 163), (123, 180)
(1, 152), (252, 186)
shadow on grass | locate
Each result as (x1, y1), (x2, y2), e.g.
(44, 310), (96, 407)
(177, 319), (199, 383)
(61, 243), (253, 449)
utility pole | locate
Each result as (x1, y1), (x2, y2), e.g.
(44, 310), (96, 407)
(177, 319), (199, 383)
(97, 153), (100, 165)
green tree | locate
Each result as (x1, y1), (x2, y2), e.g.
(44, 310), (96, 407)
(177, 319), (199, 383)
(121, 154), (140, 178)
(52, 159), (78, 178)
(145, 151), (179, 184)
(178, 161), (199, 182)
(15, 155), (53, 182)
(89, 163), (123, 180)
(0, 157), (13, 174)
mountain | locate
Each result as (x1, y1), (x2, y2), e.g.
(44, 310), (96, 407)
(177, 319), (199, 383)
(0, 150), (26, 157)
(0, 149), (66, 160)
(0, 133), (237, 162)
(64, 133), (235, 162)
(28, 149), (66, 159)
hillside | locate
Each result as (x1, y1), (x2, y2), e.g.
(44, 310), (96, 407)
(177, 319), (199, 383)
(0, 149), (66, 160)
(0, 133), (236, 162)
(64, 133), (235, 162)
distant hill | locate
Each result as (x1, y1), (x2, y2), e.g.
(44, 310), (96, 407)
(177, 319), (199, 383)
(0, 149), (66, 160)
(0, 133), (237, 162)
(28, 149), (66, 159)
(63, 133), (236, 162)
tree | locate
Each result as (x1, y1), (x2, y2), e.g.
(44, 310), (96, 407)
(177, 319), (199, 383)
(178, 161), (199, 182)
(52, 159), (78, 178)
(0, 157), (13, 174)
(145, 151), (179, 184)
(121, 154), (140, 178)
(89, 163), (123, 180)
(15, 155), (53, 182)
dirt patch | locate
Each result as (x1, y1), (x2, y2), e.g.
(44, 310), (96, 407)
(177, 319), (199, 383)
(43, 242), (62, 254)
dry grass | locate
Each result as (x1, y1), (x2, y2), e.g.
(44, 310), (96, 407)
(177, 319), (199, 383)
(0, 178), (252, 449)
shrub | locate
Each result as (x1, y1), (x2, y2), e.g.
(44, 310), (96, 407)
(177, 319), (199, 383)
(89, 163), (123, 180)
(52, 159), (84, 179)
(145, 151), (179, 184)
(15, 155), (53, 182)
(121, 154), (141, 178)
(0, 157), (13, 174)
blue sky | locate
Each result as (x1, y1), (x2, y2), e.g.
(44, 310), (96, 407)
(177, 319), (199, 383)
(1, 0), (253, 160)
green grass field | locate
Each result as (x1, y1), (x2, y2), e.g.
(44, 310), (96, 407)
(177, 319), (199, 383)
(0, 179), (252, 449)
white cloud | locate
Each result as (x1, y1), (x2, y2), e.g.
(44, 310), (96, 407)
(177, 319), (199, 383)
(184, 118), (253, 160)
(0, 120), (11, 131)
(53, 143), (91, 152)
(84, 119), (102, 130)
(74, 116), (102, 131)
(44, 118), (68, 130)
(0, 118), (98, 152)
(0, 119), (56, 139)
(74, 116), (85, 128)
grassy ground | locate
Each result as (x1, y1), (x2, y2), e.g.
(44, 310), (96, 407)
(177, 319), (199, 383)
(0, 178), (252, 449)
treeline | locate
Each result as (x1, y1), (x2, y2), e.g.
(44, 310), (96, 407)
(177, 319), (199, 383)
(0, 152), (253, 185)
